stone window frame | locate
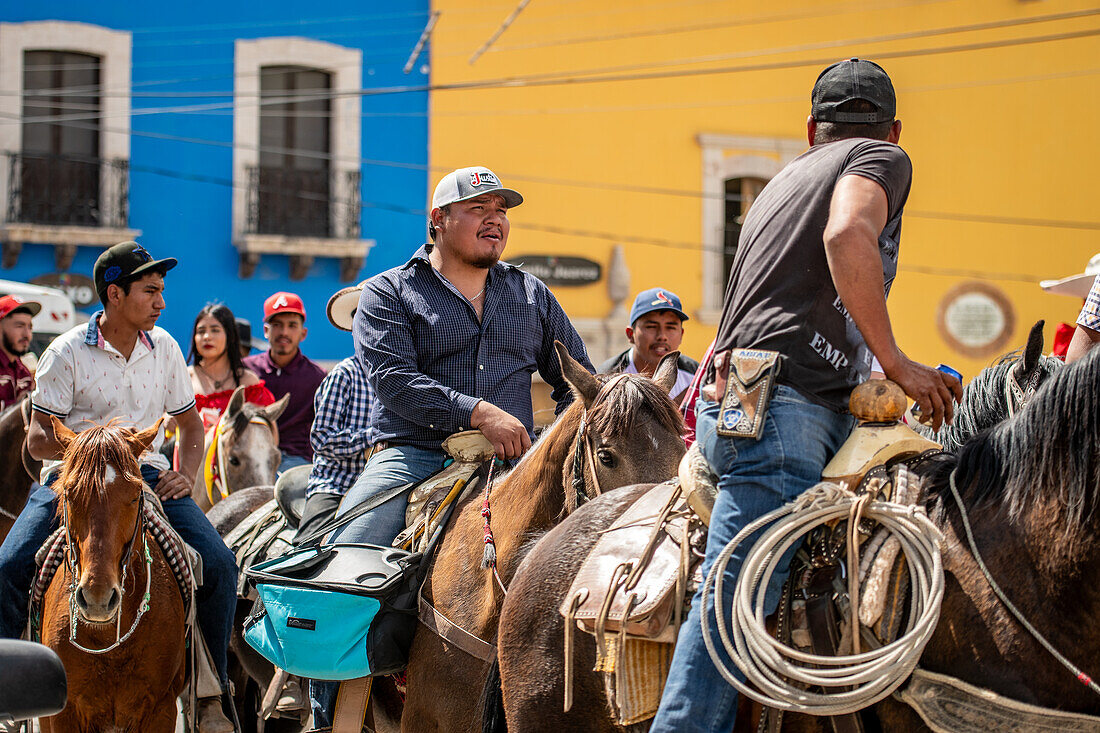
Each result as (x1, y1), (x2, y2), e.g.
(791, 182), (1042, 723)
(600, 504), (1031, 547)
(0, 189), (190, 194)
(233, 37), (371, 281)
(696, 133), (804, 324)
(0, 20), (138, 269)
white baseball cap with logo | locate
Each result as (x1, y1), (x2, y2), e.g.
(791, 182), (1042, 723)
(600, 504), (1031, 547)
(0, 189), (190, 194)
(431, 166), (523, 210)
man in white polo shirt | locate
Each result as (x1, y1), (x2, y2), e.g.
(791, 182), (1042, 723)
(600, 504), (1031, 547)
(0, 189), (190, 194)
(0, 242), (237, 732)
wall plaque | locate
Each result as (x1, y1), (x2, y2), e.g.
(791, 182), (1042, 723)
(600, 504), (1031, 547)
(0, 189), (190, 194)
(512, 256), (601, 286)
(936, 281), (1015, 358)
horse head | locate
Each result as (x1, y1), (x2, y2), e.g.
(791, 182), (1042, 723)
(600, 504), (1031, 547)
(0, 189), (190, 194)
(921, 320), (1062, 452)
(554, 341), (686, 509)
(217, 387), (289, 493)
(51, 416), (161, 623)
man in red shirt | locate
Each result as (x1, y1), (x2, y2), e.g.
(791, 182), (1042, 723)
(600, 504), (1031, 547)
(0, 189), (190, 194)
(243, 292), (327, 473)
(0, 295), (40, 411)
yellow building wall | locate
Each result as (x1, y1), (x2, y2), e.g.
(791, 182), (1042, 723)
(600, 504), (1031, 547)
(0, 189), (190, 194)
(429, 0), (1100, 382)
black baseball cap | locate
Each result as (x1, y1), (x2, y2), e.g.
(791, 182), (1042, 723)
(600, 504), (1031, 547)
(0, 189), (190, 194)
(94, 241), (177, 300)
(811, 58), (896, 124)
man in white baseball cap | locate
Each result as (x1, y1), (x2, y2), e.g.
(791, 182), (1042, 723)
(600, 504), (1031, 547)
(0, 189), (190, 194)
(427, 166), (523, 242)
(308, 166), (591, 725)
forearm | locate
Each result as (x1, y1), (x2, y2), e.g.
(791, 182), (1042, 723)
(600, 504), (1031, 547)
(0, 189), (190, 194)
(374, 370), (480, 432)
(175, 410), (205, 482)
(27, 413), (65, 462)
(1066, 325), (1100, 364)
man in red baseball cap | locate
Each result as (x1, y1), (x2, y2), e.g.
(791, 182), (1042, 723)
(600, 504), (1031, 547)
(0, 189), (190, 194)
(243, 291), (326, 472)
(0, 295), (41, 410)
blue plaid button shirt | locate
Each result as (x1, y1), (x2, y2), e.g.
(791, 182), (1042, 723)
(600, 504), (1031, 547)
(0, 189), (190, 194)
(353, 245), (594, 451)
(1078, 274), (1100, 331)
(306, 356), (374, 497)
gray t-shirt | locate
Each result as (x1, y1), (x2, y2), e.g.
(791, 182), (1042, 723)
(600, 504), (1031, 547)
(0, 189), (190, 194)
(714, 138), (912, 412)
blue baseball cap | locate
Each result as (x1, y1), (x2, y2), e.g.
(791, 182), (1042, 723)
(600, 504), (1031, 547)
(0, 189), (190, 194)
(628, 288), (689, 326)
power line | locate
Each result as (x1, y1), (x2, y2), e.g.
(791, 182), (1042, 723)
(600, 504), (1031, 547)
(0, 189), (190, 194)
(5, 101), (1099, 233)
(11, 7), (1097, 102)
(485, 0), (956, 54)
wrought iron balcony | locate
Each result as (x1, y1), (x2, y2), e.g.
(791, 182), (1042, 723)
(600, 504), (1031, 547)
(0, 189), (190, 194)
(244, 166), (360, 240)
(5, 151), (129, 229)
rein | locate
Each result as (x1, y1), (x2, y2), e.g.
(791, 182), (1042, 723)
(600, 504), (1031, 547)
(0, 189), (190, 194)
(947, 470), (1100, 696)
(569, 374), (631, 512)
(480, 374), (633, 594)
(63, 491), (153, 655)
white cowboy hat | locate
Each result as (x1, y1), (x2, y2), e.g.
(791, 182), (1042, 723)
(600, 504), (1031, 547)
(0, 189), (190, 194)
(326, 281), (366, 332)
(1040, 253), (1100, 298)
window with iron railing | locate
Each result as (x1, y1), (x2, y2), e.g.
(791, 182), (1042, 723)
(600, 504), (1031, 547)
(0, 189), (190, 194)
(253, 65), (332, 238)
(15, 50), (123, 227)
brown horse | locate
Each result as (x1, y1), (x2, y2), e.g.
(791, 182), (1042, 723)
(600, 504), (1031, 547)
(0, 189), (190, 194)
(0, 396), (37, 544)
(192, 387), (288, 512)
(39, 417), (187, 733)
(391, 343), (687, 731)
(494, 346), (1100, 731)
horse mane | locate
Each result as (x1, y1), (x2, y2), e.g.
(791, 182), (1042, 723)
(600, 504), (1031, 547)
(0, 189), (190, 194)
(55, 422), (143, 509)
(226, 401), (267, 436)
(586, 374), (686, 441)
(921, 347), (1061, 453)
(928, 346), (1100, 534)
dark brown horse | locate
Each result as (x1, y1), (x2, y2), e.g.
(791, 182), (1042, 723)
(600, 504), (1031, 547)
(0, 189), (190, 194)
(493, 345), (1100, 731)
(0, 396), (38, 544)
(39, 417), (187, 733)
(392, 343), (687, 731)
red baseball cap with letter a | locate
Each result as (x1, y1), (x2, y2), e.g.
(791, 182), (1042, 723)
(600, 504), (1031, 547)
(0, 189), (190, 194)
(263, 291), (306, 322)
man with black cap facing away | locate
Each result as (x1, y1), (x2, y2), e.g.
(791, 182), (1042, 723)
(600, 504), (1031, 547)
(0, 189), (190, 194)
(651, 59), (961, 731)
(0, 242), (238, 732)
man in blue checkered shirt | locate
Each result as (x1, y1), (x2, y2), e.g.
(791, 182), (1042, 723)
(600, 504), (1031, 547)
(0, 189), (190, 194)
(330, 165), (593, 551)
(1068, 274), (1100, 363)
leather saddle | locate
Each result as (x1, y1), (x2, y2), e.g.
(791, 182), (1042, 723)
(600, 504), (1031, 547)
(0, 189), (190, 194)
(274, 465), (311, 530)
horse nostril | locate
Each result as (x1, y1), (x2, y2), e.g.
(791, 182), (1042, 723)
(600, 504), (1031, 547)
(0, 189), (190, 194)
(105, 588), (121, 614)
(74, 586), (89, 612)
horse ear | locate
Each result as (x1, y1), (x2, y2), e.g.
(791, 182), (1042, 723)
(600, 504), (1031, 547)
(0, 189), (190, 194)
(1020, 320), (1045, 376)
(262, 393), (290, 423)
(555, 341), (600, 408)
(225, 386), (246, 420)
(652, 351), (680, 394)
(128, 418), (164, 457)
(50, 415), (75, 450)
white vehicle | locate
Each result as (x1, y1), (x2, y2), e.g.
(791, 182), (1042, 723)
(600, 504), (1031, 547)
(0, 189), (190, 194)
(0, 278), (78, 358)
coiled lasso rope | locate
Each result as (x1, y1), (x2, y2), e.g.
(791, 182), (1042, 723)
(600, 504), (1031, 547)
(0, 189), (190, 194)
(701, 482), (946, 716)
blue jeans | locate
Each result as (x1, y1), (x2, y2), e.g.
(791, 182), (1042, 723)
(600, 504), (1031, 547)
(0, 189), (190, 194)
(651, 386), (854, 732)
(278, 452), (310, 475)
(310, 444), (446, 726)
(0, 464), (238, 686)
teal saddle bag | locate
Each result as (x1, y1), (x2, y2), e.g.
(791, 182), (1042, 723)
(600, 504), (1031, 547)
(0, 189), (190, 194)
(243, 542), (422, 679)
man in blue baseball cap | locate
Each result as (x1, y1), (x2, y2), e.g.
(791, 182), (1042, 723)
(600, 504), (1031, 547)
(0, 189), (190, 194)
(599, 287), (698, 403)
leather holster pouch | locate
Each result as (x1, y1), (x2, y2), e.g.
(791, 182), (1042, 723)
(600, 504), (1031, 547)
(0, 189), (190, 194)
(715, 348), (781, 440)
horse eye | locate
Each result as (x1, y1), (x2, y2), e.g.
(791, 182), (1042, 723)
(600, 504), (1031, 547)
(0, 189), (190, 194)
(597, 450), (616, 467)
(228, 456), (241, 466)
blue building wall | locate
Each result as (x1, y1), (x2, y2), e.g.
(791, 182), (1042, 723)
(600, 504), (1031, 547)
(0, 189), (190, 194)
(1, 2), (431, 362)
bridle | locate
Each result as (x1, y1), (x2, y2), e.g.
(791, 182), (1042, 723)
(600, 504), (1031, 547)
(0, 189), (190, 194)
(569, 373), (631, 512)
(206, 412), (279, 505)
(63, 488), (151, 655)
(1004, 361), (1043, 418)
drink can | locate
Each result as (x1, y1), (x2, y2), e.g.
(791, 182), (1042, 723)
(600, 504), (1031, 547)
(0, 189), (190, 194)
(910, 364), (963, 426)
